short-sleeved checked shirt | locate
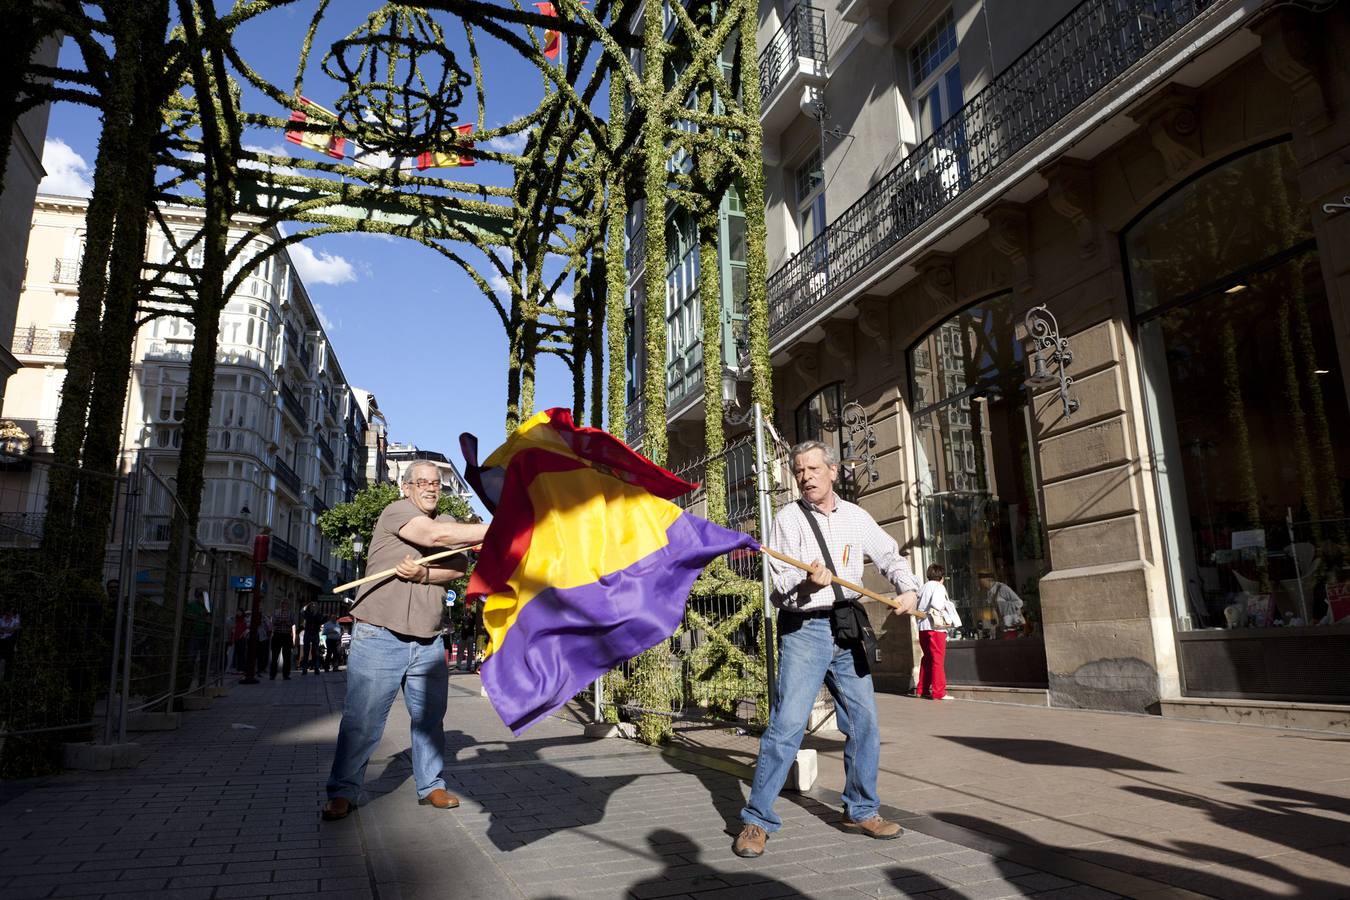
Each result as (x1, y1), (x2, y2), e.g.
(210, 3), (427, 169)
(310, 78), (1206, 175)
(767, 495), (918, 612)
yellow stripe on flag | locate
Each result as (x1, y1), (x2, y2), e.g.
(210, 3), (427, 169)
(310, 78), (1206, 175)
(480, 467), (682, 660)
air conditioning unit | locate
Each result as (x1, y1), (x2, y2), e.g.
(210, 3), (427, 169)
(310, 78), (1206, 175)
(227, 520), (251, 543)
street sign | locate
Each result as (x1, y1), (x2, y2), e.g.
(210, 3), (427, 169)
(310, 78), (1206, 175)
(445, 589), (457, 606)
(230, 575), (255, 590)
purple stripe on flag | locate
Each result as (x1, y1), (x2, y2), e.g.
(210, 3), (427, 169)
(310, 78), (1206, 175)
(479, 513), (758, 734)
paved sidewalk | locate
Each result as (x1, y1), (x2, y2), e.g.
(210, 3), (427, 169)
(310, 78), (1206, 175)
(2, 670), (1124, 900)
(671, 694), (1350, 899)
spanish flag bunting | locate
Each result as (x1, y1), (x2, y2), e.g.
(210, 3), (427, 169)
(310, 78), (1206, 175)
(464, 408), (759, 734)
(284, 96), (346, 160)
(416, 124), (476, 170)
(533, 2), (587, 61)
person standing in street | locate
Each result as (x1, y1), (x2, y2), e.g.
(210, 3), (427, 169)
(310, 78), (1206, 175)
(268, 602), (293, 680)
(322, 461), (488, 821)
(916, 564), (960, 700)
(734, 440), (919, 859)
(299, 602), (324, 674)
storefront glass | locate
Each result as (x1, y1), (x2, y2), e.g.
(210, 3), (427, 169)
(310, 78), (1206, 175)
(908, 294), (1050, 668)
(1129, 141), (1350, 643)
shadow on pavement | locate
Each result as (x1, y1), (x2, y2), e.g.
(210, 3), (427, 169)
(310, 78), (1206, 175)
(935, 807), (1349, 899)
(936, 735), (1178, 772)
(625, 828), (806, 899)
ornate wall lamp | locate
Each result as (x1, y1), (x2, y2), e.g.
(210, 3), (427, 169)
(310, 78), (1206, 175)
(826, 401), (880, 489)
(1023, 304), (1079, 417)
(721, 365), (755, 426)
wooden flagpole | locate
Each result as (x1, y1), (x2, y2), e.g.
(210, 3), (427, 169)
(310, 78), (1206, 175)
(331, 544), (482, 595)
(758, 546), (926, 619)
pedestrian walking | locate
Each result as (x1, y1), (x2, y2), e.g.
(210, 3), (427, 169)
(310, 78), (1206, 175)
(322, 615), (342, 671)
(916, 564), (961, 701)
(321, 461), (488, 820)
(268, 602), (293, 680)
(734, 440), (919, 859)
(230, 610), (248, 672)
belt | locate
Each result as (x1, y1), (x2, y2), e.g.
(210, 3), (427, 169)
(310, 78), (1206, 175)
(780, 607), (832, 620)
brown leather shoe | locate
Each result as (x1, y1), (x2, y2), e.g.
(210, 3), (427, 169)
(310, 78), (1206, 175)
(321, 797), (354, 821)
(418, 788), (460, 809)
(841, 814), (902, 839)
(732, 823), (767, 858)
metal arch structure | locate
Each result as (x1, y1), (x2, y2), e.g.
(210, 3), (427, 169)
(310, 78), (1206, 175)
(9, 0), (774, 578)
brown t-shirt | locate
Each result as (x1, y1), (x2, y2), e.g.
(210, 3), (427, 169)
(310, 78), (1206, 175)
(354, 498), (456, 638)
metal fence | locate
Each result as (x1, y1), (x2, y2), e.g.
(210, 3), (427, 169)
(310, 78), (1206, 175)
(588, 406), (804, 732)
(0, 455), (231, 768)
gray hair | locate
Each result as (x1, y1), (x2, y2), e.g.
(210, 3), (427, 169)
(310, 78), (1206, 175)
(401, 460), (439, 484)
(790, 440), (838, 467)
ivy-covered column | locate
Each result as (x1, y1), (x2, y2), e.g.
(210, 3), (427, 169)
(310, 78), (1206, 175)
(639, 2), (669, 466)
(604, 67), (628, 436)
(736, 1), (773, 419)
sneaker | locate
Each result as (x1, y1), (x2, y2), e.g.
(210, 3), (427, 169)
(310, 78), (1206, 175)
(937, 695), (954, 701)
(841, 815), (902, 839)
(732, 823), (767, 858)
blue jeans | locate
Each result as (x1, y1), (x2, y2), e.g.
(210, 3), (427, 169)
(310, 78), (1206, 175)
(741, 616), (881, 831)
(326, 622), (448, 802)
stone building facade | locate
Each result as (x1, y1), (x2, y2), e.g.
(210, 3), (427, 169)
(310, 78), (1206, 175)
(0, 194), (372, 617)
(667, 0), (1349, 726)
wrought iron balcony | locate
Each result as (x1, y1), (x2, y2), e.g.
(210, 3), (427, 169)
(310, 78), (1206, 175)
(765, 0), (1208, 342)
(299, 340), (313, 372)
(308, 559), (328, 585)
(279, 381), (307, 429)
(271, 535), (299, 569)
(316, 433), (335, 469)
(51, 258), (80, 285)
(284, 321), (300, 352)
(758, 4), (826, 130)
(11, 326), (73, 357)
(273, 457), (302, 497)
(0, 511), (43, 547)
(625, 226), (647, 277)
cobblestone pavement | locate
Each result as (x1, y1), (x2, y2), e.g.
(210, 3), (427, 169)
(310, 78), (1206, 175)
(0, 670), (1134, 900)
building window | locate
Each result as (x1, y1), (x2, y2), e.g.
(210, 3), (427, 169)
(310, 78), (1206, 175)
(793, 382), (857, 501)
(908, 293), (1048, 661)
(794, 149), (827, 248)
(1128, 140), (1348, 651)
(910, 9), (961, 141)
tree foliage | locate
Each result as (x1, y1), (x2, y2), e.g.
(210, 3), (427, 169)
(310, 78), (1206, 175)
(317, 484), (477, 563)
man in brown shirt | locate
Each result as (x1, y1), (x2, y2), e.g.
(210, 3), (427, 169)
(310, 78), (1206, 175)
(322, 461), (488, 820)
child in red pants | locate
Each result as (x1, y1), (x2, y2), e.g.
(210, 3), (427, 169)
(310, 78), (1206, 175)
(917, 564), (961, 700)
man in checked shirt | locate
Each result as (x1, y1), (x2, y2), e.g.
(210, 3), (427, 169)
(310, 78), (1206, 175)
(734, 440), (919, 858)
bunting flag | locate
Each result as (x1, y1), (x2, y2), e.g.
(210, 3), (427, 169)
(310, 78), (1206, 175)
(533, 2), (587, 61)
(285, 96), (347, 160)
(416, 124), (476, 170)
(465, 408), (759, 734)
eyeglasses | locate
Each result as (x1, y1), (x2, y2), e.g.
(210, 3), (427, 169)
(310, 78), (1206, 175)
(409, 479), (442, 491)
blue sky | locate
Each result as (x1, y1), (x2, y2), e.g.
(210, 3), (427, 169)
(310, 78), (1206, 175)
(39, 5), (597, 516)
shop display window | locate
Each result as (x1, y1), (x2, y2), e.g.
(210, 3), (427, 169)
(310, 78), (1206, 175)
(907, 292), (1049, 641)
(1129, 139), (1350, 632)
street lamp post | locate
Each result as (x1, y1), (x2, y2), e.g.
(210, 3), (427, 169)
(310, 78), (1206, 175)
(241, 531), (270, 685)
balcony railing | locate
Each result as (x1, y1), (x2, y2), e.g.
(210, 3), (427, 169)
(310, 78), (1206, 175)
(0, 511), (43, 547)
(625, 225), (647, 276)
(316, 433), (335, 469)
(274, 457), (302, 497)
(271, 535), (299, 569)
(299, 341), (313, 372)
(279, 381), (307, 429)
(284, 321), (300, 352)
(11, 326), (73, 356)
(52, 258), (80, 284)
(765, 0), (1208, 341)
(308, 559), (328, 585)
(144, 341), (268, 369)
(758, 4), (826, 106)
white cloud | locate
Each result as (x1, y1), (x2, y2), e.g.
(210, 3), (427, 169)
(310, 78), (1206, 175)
(484, 131), (529, 156)
(241, 143), (298, 174)
(39, 138), (93, 197)
(313, 301), (337, 332)
(289, 243), (358, 285)
(552, 291), (574, 312)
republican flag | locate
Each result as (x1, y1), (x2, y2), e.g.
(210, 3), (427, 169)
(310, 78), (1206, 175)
(416, 124), (476, 170)
(465, 408), (758, 734)
(285, 96), (346, 160)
